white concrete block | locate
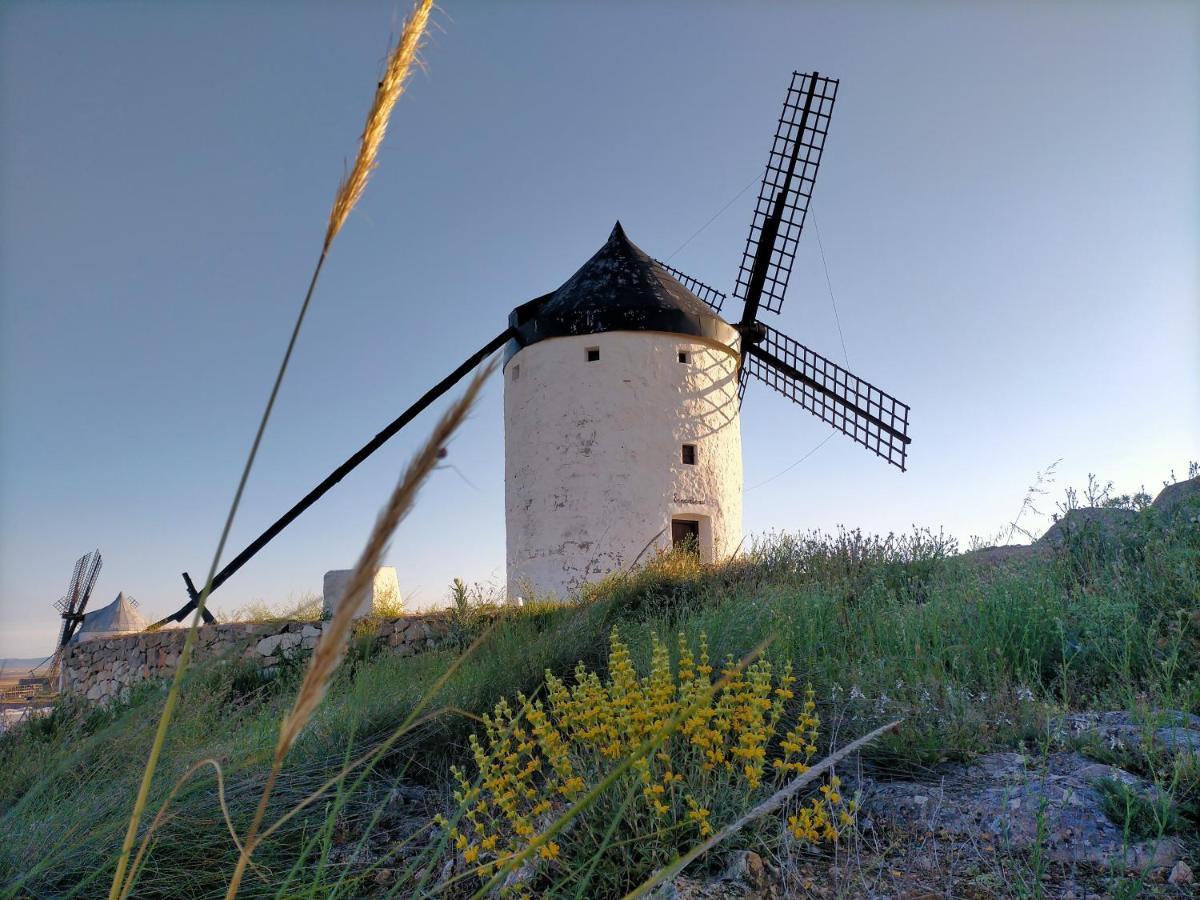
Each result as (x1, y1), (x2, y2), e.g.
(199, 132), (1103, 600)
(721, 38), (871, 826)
(322, 567), (402, 619)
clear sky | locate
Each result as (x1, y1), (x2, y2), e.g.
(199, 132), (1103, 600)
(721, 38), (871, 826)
(2, 2), (1196, 658)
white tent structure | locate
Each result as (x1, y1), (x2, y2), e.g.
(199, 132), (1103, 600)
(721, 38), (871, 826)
(69, 592), (148, 643)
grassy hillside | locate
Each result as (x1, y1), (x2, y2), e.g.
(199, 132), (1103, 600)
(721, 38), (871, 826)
(2, 495), (1197, 898)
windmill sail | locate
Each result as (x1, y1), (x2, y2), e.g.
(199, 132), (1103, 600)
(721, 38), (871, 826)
(734, 72), (838, 318)
(48, 549), (102, 682)
(77, 555), (103, 619)
(744, 324), (910, 470)
(652, 260), (727, 314)
(55, 555), (87, 618)
(163, 329), (514, 626)
(54, 550), (102, 648)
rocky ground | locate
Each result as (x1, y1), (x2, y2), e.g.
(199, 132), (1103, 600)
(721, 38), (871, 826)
(655, 479), (1200, 899)
(658, 711), (1199, 899)
(346, 710), (1199, 898)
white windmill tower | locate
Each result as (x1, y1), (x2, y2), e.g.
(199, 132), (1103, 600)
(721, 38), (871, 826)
(503, 222), (744, 599)
(160, 71), (912, 621)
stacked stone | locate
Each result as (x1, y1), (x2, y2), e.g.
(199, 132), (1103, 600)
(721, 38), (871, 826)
(61, 613), (455, 705)
(384, 615), (450, 656)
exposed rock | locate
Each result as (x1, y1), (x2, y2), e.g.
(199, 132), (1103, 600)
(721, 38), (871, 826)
(858, 751), (1183, 871)
(1037, 507), (1139, 547)
(1052, 710), (1200, 757)
(959, 543), (1050, 568)
(721, 851), (771, 892)
(255, 634), (284, 656)
(1151, 475), (1200, 520)
(1169, 860), (1193, 885)
(1155, 726), (1200, 754)
(276, 632), (301, 652)
(957, 480), (1200, 568)
(650, 851), (781, 899)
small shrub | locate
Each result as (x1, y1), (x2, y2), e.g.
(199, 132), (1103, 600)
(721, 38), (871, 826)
(745, 526), (958, 604)
(441, 629), (852, 893)
(584, 547), (712, 623)
(445, 577), (506, 647)
(1094, 777), (1184, 839)
(223, 657), (284, 702)
(343, 627), (385, 676)
(224, 592), (324, 624)
(372, 581), (405, 618)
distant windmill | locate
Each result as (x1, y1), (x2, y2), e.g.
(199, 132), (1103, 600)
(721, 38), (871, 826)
(161, 70), (912, 617)
(48, 549), (102, 678)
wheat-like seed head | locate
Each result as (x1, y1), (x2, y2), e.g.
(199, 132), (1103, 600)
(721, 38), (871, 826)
(324, 0), (434, 251)
(275, 359), (493, 760)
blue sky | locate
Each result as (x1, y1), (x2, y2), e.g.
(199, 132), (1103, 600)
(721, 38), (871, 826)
(2, 1), (1196, 658)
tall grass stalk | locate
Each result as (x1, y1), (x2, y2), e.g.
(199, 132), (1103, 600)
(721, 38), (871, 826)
(107, 3), (434, 897)
(226, 362), (492, 899)
(120, 759), (244, 900)
(324, 0), (431, 252)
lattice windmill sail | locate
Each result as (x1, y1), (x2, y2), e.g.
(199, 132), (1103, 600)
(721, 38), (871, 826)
(651, 259), (727, 314)
(161, 68), (913, 620)
(743, 324), (911, 469)
(719, 71), (911, 470)
(48, 549), (102, 678)
(735, 72), (838, 317)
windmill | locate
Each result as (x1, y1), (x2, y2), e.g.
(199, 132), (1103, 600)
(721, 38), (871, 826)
(162, 70), (911, 617)
(47, 549), (103, 679)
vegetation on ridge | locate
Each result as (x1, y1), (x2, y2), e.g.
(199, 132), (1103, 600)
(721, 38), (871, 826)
(0, 478), (1197, 897)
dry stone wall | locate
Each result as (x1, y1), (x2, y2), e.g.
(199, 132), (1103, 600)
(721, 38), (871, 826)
(61, 614), (452, 705)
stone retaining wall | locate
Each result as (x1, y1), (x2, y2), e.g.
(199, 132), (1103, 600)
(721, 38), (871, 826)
(61, 614), (452, 705)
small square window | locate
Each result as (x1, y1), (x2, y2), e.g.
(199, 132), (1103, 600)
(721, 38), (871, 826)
(511, 364), (520, 381)
(678, 351), (690, 364)
(681, 444), (697, 465)
(586, 347), (600, 362)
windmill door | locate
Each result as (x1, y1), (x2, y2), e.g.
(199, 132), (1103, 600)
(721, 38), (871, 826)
(671, 519), (700, 552)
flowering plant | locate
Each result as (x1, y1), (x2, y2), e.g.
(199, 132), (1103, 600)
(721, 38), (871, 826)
(441, 629), (853, 887)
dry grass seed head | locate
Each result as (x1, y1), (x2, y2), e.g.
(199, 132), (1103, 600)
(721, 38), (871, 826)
(276, 359), (493, 761)
(325, 0), (434, 250)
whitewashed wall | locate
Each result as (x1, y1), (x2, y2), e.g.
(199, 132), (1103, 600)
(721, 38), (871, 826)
(504, 330), (742, 600)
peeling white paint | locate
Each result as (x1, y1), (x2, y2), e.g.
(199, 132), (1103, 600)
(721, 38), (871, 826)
(504, 331), (742, 600)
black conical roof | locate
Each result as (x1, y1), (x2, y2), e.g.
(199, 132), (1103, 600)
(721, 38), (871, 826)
(507, 222), (738, 353)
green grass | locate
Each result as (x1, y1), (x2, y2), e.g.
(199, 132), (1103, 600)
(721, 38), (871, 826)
(2, 494), (1197, 897)
(1093, 777), (1186, 841)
